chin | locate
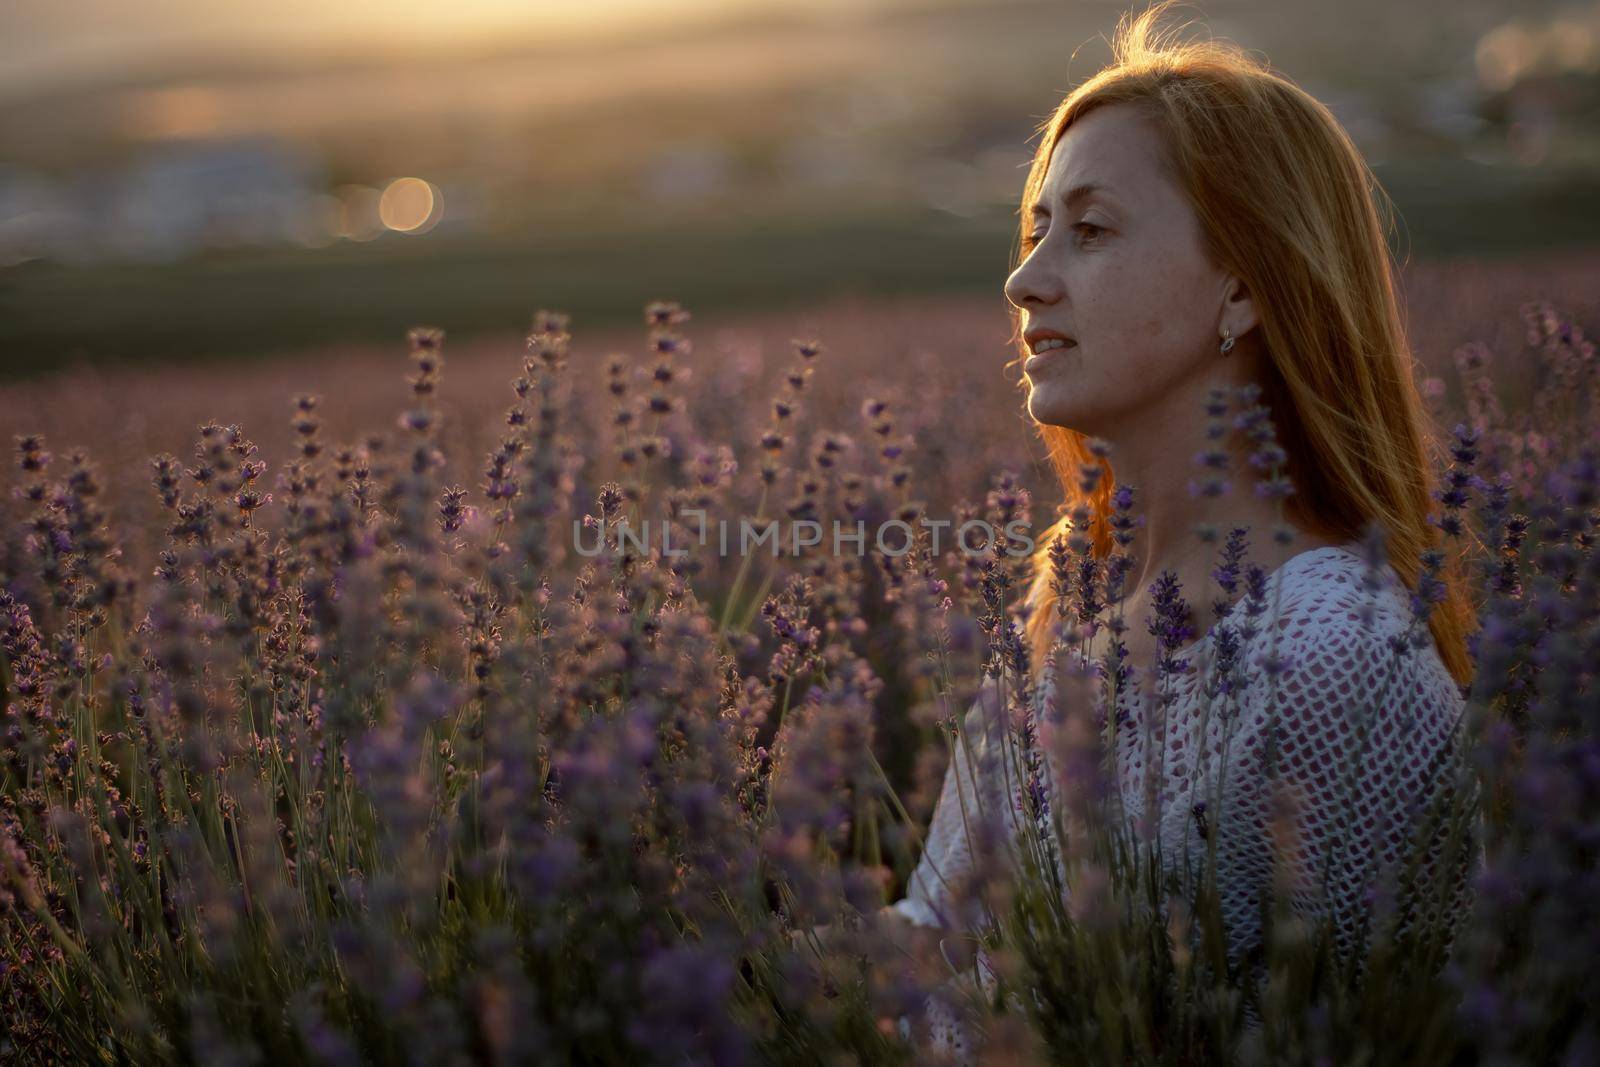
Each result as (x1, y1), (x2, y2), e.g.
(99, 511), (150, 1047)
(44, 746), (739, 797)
(1026, 382), (1080, 430)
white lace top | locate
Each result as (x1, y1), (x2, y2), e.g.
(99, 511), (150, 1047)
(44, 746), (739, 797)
(891, 543), (1471, 1061)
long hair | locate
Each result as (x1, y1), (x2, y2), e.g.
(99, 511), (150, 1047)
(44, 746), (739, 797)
(1014, 1), (1477, 689)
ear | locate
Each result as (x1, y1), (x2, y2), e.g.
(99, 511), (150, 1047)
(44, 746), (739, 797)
(1218, 273), (1259, 339)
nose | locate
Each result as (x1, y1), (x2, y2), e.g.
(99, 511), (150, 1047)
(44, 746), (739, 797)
(1003, 249), (1061, 312)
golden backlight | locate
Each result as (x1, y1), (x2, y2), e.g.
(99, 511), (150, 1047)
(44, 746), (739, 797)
(1, 0), (796, 93)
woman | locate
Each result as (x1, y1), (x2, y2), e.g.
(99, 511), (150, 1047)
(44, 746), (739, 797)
(878, 3), (1478, 1060)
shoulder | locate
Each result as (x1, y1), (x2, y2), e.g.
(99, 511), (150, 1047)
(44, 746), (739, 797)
(1245, 545), (1464, 751)
(1268, 545), (1412, 639)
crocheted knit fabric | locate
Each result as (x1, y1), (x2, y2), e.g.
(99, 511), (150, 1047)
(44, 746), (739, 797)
(891, 543), (1472, 1063)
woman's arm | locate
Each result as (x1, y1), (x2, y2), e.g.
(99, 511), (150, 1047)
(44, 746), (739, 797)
(893, 675), (1010, 934)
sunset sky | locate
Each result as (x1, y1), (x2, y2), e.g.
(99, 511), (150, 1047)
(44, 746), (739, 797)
(2, 0), (919, 94)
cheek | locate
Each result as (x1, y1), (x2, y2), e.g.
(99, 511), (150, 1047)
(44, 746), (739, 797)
(1089, 246), (1208, 354)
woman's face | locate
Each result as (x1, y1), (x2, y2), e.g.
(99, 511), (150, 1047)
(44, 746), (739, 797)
(1004, 101), (1254, 435)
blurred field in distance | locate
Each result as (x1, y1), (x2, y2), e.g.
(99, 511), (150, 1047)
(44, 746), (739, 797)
(3, 0), (1598, 377)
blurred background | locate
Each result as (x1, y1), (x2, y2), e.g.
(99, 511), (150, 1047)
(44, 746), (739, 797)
(2, 0), (1598, 379)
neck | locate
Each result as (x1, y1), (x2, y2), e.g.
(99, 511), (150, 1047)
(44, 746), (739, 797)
(1090, 368), (1297, 599)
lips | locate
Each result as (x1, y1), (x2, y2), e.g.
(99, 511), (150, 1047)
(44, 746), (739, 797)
(1024, 339), (1075, 375)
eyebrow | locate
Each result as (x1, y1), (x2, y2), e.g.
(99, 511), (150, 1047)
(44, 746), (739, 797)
(1031, 181), (1112, 215)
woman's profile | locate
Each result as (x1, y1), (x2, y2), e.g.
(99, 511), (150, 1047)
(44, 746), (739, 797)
(878, 2), (1478, 1059)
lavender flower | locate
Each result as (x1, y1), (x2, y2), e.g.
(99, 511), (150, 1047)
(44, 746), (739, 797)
(1147, 570), (1196, 687)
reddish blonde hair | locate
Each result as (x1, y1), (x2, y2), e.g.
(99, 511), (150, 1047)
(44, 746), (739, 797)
(1013, 2), (1477, 689)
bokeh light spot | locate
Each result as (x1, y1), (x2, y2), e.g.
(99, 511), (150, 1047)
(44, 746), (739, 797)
(379, 177), (441, 233)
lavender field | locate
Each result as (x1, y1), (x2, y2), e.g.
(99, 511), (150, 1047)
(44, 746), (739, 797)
(1, 250), (1597, 1064)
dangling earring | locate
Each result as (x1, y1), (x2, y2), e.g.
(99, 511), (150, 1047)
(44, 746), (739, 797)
(1219, 327), (1235, 357)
